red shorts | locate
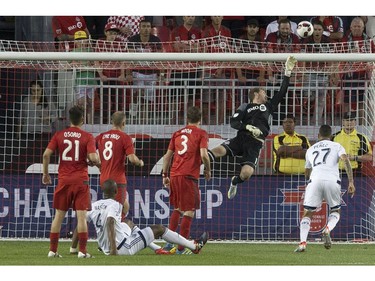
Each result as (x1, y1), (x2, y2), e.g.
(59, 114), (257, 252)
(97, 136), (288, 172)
(169, 176), (200, 211)
(114, 185), (127, 204)
(53, 181), (91, 211)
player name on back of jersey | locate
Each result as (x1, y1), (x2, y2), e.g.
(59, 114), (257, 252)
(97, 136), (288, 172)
(102, 133), (121, 140)
(180, 128), (193, 134)
(64, 132), (82, 138)
(312, 142), (329, 149)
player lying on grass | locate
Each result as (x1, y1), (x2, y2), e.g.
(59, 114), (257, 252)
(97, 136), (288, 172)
(71, 179), (208, 256)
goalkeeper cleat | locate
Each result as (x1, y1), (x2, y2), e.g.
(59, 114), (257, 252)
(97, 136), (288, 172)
(294, 242), (306, 253)
(322, 227), (332, 249)
(192, 231), (208, 254)
(175, 248), (193, 255)
(155, 248), (173, 255)
(48, 251), (62, 258)
(228, 176), (238, 199)
(78, 251), (94, 258)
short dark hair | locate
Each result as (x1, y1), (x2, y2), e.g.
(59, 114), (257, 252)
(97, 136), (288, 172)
(187, 106), (201, 124)
(69, 105), (84, 125)
(102, 179), (118, 199)
(311, 20), (324, 29)
(283, 114), (296, 122)
(319, 124), (332, 138)
(111, 111), (126, 127)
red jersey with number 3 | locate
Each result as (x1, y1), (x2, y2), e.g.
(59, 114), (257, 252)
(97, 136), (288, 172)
(168, 125), (209, 179)
(47, 127), (96, 183)
(96, 130), (135, 186)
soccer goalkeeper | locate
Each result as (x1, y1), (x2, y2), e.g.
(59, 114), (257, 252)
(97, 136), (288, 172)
(208, 56), (297, 199)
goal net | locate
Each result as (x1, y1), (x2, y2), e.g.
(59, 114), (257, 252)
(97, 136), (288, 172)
(0, 36), (374, 242)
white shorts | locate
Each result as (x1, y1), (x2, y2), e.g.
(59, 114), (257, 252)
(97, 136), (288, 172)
(117, 226), (154, 255)
(303, 179), (342, 209)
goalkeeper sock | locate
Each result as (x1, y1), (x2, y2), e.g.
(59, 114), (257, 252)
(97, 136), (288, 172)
(162, 228), (195, 251)
(232, 175), (245, 185)
(326, 212), (340, 232)
(300, 217), (311, 243)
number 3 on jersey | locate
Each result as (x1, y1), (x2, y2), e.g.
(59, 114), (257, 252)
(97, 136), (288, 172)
(177, 135), (188, 155)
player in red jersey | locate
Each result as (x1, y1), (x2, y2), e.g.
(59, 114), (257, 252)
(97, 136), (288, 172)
(161, 106), (211, 254)
(42, 105), (99, 258)
(52, 16), (90, 50)
(96, 111), (144, 216)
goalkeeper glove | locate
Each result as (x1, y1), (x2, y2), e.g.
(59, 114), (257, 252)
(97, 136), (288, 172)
(284, 56), (297, 77)
(246, 125), (262, 138)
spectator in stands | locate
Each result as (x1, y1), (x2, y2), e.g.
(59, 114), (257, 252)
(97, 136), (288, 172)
(201, 16), (232, 125)
(84, 16), (108, 40)
(332, 111), (373, 175)
(341, 17), (374, 119)
(52, 16), (90, 50)
(19, 80), (57, 135)
(301, 20), (339, 125)
(126, 18), (163, 123)
(273, 115), (310, 175)
(221, 16), (246, 39)
(95, 22), (126, 124)
(309, 16), (344, 42)
(365, 16), (375, 38)
(42, 105), (100, 258)
(236, 18), (266, 87)
(169, 16), (202, 123)
(264, 16), (298, 39)
(106, 16), (144, 42)
(72, 179), (208, 256)
(161, 106), (211, 254)
(72, 30), (97, 124)
(265, 18), (300, 81)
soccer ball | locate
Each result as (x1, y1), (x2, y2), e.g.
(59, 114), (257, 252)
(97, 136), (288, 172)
(296, 21), (314, 38)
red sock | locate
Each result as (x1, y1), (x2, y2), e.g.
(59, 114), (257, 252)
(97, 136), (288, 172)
(49, 232), (60, 253)
(78, 232), (88, 254)
(178, 216), (192, 251)
(169, 210), (181, 232)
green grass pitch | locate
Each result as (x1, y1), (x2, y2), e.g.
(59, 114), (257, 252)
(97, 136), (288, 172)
(1, 240), (375, 265)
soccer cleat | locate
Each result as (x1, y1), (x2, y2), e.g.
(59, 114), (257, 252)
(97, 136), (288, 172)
(155, 248), (172, 255)
(48, 251), (62, 258)
(294, 242), (307, 252)
(69, 247), (78, 254)
(228, 176), (238, 199)
(175, 248), (193, 255)
(322, 228), (332, 249)
(162, 243), (175, 252)
(78, 251), (94, 258)
(192, 231), (209, 254)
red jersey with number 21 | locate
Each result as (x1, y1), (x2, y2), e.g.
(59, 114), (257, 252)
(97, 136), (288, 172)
(47, 127), (96, 183)
(96, 130), (135, 186)
(168, 125), (209, 179)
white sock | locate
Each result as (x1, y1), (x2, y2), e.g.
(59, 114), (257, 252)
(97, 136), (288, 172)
(326, 212), (340, 232)
(132, 226), (160, 251)
(300, 217), (311, 243)
(161, 228), (195, 250)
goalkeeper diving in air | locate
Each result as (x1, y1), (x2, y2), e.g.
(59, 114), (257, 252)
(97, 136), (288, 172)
(208, 56), (297, 199)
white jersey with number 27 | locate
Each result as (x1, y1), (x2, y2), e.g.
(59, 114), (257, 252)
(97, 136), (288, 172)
(305, 140), (346, 182)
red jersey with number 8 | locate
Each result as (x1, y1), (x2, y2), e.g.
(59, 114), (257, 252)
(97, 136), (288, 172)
(96, 130), (135, 186)
(47, 127), (96, 183)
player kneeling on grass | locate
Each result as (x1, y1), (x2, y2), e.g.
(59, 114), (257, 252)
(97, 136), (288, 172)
(71, 179), (208, 256)
(294, 125), (355, 253)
